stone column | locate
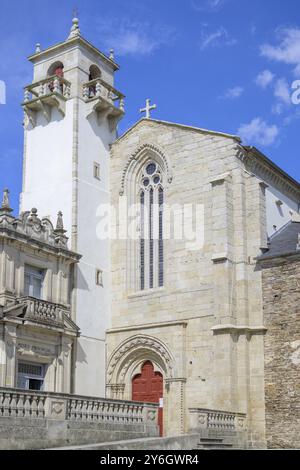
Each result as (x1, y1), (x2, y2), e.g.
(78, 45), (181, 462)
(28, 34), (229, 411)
(4, 323), (17, 388)
(165, 378), (186, 436)
(0, 323), (6, 387)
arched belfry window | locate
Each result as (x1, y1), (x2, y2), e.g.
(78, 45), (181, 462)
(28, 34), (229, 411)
(139, 161), (164, 290)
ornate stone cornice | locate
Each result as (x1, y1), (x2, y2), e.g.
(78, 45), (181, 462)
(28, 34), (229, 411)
(241, 146), (300, 202)
(0, 206), (80, 262)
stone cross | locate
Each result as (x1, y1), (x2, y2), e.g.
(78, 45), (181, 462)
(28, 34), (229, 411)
(140, 99), (157, 119)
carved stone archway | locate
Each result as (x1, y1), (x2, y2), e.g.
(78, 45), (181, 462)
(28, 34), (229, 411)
(106, 334), (175, 400)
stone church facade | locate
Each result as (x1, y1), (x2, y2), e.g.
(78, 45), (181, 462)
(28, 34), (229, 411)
(0, 17), (300, 449)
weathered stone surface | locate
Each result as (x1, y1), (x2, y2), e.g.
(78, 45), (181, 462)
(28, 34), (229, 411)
(261, 257), (300, 449)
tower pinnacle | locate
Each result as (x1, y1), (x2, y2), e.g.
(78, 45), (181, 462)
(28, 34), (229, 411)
(68, 10), (81, 39)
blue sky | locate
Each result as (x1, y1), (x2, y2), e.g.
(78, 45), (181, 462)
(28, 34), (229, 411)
(0, 0), (300, 212)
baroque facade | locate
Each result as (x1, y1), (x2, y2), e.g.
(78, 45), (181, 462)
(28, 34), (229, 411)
(0, 17), (300, 448)
(0, 192), (80, 393)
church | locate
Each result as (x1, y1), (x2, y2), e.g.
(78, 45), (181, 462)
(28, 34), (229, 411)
(0, 16), (299, 450)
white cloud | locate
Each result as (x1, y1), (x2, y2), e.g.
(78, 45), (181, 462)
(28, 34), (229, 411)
(199, 27), (237, 50)
(221, 86), (244, 99)
(95, 17), (175, 56)
(260, 28), (300, 75)
(238, 117), (279, 146)
(255, 70), (275, 88)
(274, 78), (291, 105)
(192, 0), (227, 11)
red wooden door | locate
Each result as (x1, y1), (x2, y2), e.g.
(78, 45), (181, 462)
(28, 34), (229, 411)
(132, 361), (163, 436)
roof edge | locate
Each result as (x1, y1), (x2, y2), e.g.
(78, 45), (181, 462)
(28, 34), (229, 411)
(114, 118), (241, 146)
(28, 36), (119, 71)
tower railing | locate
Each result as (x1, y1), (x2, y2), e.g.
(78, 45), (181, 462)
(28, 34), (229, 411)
(23, 74), (71, 103)
(82, 78), (125, 112)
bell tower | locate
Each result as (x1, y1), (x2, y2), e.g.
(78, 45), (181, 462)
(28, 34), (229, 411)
(20, 16), (125, 396)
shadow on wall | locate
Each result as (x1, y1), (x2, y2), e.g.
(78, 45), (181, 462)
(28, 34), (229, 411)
(76, 340), (88, 364)
(76, 265), (89, 291)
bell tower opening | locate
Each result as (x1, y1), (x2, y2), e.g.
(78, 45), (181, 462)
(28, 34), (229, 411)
(132, 361), (164, 436)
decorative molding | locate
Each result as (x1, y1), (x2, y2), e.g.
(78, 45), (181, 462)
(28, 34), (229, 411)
(106, 320), (188, 334)
(0, 205), (80, 261)
(119, 143), (173, 196)
(211, 324), (267, 336)
(107, 334), (175, 384)
(209, 172), (231, 186)
(241, 149), (300, 201)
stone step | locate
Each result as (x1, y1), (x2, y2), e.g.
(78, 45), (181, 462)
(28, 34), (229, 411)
(198, 443), (233, 448)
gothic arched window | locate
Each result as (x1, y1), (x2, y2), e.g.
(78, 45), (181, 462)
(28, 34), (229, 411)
(139, 161), (164, 290)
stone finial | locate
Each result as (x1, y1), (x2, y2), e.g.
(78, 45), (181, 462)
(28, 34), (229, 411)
(28, 207), (39, 222)
(109, 49), (115, 61)
(0, 188), (13, 214)
(54, 211), (68, 246)
(56, 211), (66, 232)
(2, 188), (10, 209)
(35, 43), (41, 54)
(68, 11), (81, 39)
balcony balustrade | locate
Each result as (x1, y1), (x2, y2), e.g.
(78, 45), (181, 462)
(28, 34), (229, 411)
(18, 296), (72, 329)
(23, 75), (71, 126)
(82, 78), (125, 130)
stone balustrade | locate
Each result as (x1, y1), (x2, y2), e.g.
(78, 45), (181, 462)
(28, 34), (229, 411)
(0, 387), (158, 425)
(18, 296), (70, 326)
(83, 78), (125, 112)
(23, 75), (71, 103)
(189, 408), (247, 432)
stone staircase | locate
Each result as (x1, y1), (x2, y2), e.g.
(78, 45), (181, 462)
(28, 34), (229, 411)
(196, 437), (234, 450)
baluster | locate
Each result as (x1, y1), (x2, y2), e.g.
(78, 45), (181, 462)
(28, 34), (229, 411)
(95, 81), (102, 97)
(17, 393), (25, 417)
(0, 391), (4, 417)
(37, 396), (45, 418)
(83, 86), (89, 100)
(31, 395), (38, 418)
(24, 89), (30, 103)
(39, 84), (45, 97)
(10, 394), (18, 417)
(53, 78), (61, 94)
(2, 393), (10, 417)
(119, 98), (125, 112)
(64, 84), (71, 98)
(24, 394), (31, 417)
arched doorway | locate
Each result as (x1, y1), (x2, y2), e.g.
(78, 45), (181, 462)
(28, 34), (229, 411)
(132, 361), (163, 436)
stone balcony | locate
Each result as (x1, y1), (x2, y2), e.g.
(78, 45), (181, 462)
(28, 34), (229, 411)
(22, 75), (71, 127)
(83, 78), (125, 130)
(14, 296), (79, 335)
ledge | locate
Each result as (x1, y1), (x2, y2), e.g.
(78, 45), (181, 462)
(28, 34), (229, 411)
(211, 324), (267, 335)
(210, 172), (231, 186)
(106, 320), (188, 334)
(211, 252), (229, 263)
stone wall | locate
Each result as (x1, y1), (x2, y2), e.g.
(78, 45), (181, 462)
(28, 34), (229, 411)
(261, 257), (300, 449)
(0, 387), (159, 450)
(108, 119), (267, 446)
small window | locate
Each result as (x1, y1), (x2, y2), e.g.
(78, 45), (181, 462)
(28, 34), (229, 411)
(94, 162), (101, 180)
(24, 265), (44, 299)
(96, 269), (103, 286)
(17, 362), (45, 391)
